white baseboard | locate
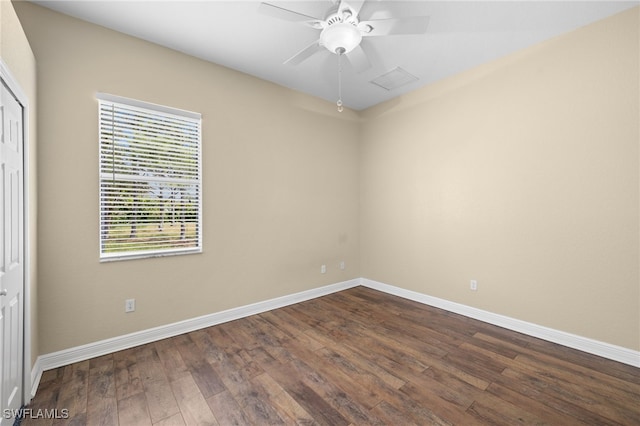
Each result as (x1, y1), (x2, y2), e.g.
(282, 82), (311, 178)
(30, 276), (639, 398)
(31, 278), (360, 392)
(361, 278), (640, 368)
(29, 357), (42, 400)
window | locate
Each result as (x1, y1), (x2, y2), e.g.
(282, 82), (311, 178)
(98, 93), (202, 261)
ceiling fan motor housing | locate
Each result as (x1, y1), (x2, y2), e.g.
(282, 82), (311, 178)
(320, 9), (362, 54)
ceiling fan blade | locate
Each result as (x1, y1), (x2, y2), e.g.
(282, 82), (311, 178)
(258, 2), (322, 22)
(360, 16), (430, 36)
(345, 45), (371, 74)
(284, 40), (323, 66)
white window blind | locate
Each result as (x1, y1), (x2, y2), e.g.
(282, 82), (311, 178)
(98, 93), (202, 261)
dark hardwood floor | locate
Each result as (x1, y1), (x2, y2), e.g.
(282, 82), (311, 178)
(23, 286), (640, 425)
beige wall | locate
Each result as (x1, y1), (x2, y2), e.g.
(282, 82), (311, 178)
(12, 2), (639, 356)
(13, 2), (360, 354)
(1, 0), (38, 365)
(360, 7), (639, 351)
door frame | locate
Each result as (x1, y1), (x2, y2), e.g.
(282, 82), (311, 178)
(0, 58), (33, 405)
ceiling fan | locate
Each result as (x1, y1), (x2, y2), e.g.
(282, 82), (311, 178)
(259, 0), (429, 72)
(259, 0), (429, 110)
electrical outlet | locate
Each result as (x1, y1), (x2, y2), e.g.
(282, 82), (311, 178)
(340, 261), (345, 270)
(321, 264), (326, 274)
(470, 280), (478, 291)
(125, 298), (136, 313)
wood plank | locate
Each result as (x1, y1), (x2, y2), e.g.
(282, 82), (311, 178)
(417, 353), (491, 391)
(412, 365), (481, 410)
(170, 374), (219, 426)
(320, 291), (390, 325)
(117, 392), (152, 426)
(272, 356), (387, 425)
(467, 391), (549, 425)
(189, 329), (228, 365)
(52, 361), (90, 425)
(136, 344), (170, 383)
(39, 368), (65, 386)
(251, 373), (317, 425)
(141, 375), (181, 423)
(338, 329), (431, 375)
(218, 318), (263, 351)
(514, 351), (640, 404)
(153, 412), (186, 426)
(374, 382), (459, 426)
(20, 367), (65, 426)
(312, 339), (406, 390)
(205, 325), (267, 397)
(502, 364), (640, 425)
(280, 304), (325, 329)
(468, 332), (525, 359)
(201, 326), (241, 364)
(497, 367), (622, 425)
(154, 337), (191, 383)
(173, 333), (226, 398)
(230, 375), (286, 424)
(55, 412), (87, 426)
(259, 309), (314, 339)
(206, 391), (252, 426)
(316, 331), (420, 386)
(313, 346), (389, 409)
(485, 381), (594, 425)
(113, 347), (145, 401)
(398, 380), (476, 425)
(369, 400), (421, 426)
(396, 362), (489, 425)
(467, 335), (640, 422)
(344, 287), (429, 317)
(266, 359), (351, 426)
(86, 358), (118, 426)
(525, 333), (640, 382)
(234, 316), (296, 364)
(439, 346), (509, 383)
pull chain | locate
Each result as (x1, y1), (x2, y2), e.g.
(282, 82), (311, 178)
(336, 47), (345, 112)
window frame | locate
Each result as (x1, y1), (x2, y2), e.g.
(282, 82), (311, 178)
(97, 93), (202, 262)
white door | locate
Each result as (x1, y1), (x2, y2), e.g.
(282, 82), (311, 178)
(0, 80), (24, 422)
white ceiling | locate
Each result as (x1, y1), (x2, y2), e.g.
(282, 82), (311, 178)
(31, 0), (638, 110)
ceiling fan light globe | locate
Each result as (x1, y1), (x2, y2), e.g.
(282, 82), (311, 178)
(320, 22), (362, 54)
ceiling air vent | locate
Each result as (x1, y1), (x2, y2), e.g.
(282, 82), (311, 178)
(370, 67), (419, 91)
